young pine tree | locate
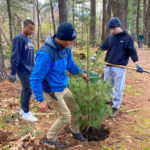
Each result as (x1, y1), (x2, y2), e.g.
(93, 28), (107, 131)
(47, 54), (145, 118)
(69, 46), (112, 130)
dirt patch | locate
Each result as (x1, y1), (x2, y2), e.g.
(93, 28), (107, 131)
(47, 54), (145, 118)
(82, 125), (110, 141)
(0, 131), (12, 146)
(1, 45), (150, 149)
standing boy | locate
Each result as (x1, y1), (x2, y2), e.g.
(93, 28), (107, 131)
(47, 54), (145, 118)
(91, 17), (143, 118)
(9, 19), (38, 122)
(30, 22), (89, 149)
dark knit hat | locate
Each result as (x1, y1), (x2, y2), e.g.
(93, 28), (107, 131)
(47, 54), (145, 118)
(108, 17), (122, 29)
(56, 22), (76, 41)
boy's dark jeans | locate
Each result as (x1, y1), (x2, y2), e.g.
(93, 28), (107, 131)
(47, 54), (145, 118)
(138, 40), (143, 48)
(17, 70), (32, 113)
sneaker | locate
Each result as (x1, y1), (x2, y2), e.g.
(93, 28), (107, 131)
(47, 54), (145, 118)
(70, 130), (88, 142)
(111, 108), (119, 118)
(43, 137), (64, 150)
(20, 109), (35, 116)
(22, 113), (38, 122)
(106, 101), (113, 106)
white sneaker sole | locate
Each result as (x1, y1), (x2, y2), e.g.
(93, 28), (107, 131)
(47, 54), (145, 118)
(22, 117), (38, 122)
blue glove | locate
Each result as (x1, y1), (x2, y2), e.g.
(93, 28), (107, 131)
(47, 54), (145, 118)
(91, 55), (96, 62)
(8, 74), (16, 82)
(136, 65), (143, 73)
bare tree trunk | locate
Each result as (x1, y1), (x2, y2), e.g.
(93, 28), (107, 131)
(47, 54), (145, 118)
(136, 0), (140, 39)
(33, 0), (36, 22)
(101, 0), (107, 41)
(105, 0), (111, 36)
(0, 31), (7, 81)
(33, 0), (36, 42)
(36, 0), (40, 49)
(6, 0), (13, 42)
(58, 0), (67, 23)
(50, 0), (56, 34)
(147, 0), (150, 47)
(124, 0), (128, 29)
(90, 0), (96, 47)
(72, 0), (75, 26)
(81, 1), (84, 45)
(0, 27), (9, 46)
(117, 0), (126, 28)
(111, 0), (127, 29)
(111, 0), (118, 16)
(143, 0), (147, 44)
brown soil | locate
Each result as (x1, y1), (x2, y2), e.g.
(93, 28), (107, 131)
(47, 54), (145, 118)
(0, 45), (150, 149)
(82, 125), (110, 141)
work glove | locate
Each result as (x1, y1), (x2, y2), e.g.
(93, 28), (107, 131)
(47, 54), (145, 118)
(8, 74), (16, 82)
(136, 65), (143, 73)
(91, 55), (96, 62)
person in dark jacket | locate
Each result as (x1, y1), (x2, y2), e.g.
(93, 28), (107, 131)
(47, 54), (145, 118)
(9, 19), (38, 122)
(30, 22), (89, 149)
(91, 17), (143, 118)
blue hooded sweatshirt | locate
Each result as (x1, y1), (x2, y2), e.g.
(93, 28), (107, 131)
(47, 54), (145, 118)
(30, 36), (83, 101)
(10, 33), (34, 75)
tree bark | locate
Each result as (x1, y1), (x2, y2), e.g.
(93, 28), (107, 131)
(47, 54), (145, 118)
(147, 0), (150, 47)
(111, 0), (127, 29)
(136, 0), (140, 39)
(124, 0), (128, 29)
(50, 0), (56, 34)
(90, 0), (96, 47)
(105, 0), (111, 37)
(58, 0), (67, 23)
(36, 0), (40, 49)
(101, 0), (107, 41)
(32, 0), (36, 44)
(72, 0), (75, 26)
(117, 0), (126, 28)
(0, 27), (9, 46)
(143, 0), (147, 44)
(6, 0), (13, 42)
(0, 31), (7, 81)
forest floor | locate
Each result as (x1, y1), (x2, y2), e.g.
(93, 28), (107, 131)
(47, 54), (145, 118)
(0, 45), (150, 150)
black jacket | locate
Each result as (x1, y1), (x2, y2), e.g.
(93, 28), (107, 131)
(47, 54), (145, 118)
(99, 30), (138, 66)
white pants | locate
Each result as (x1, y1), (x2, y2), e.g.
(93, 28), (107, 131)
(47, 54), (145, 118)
(104, 65), (126, 109)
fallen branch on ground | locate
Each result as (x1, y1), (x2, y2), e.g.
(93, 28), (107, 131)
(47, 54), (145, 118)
(123, 100), (134, 105)
(126, 108), (140, 113)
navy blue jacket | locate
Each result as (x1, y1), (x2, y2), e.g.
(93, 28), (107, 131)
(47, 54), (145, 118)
(10, 33), (34, 75)
(30, 36), (83, 101)
(99, 30), (139, 66)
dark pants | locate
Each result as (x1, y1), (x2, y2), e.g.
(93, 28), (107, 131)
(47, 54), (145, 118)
(138, 40), (143, 48)
(17, 70), (32, 113)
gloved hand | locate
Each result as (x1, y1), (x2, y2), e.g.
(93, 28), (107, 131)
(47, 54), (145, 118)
(8, 74), (16, 82)
(91, 55), (96, 62)
(136, 65), (143, 73)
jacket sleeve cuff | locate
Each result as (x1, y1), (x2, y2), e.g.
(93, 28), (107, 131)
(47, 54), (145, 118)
(132, 56), (139, 63)
(36, 96), (44, 102)
(78, 70), (85, 76)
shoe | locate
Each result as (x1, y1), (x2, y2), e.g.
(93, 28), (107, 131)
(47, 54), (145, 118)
(20, 109), (35, 116)
(70, 130), (88, 142)
(43, 137), (64, 150)
(106, 101), (113, 106)
(22, 112), (38, 122)
(111, 108), (119, 118)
